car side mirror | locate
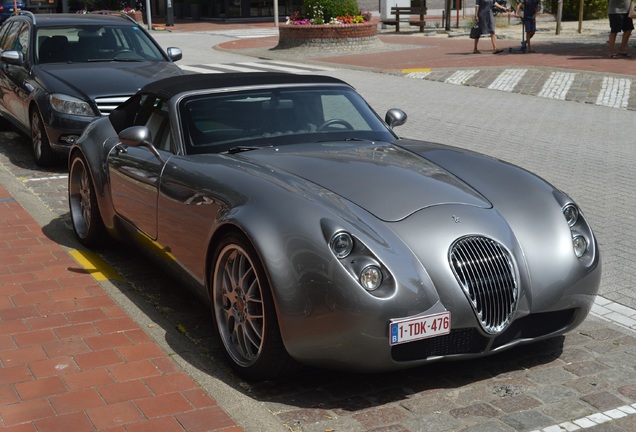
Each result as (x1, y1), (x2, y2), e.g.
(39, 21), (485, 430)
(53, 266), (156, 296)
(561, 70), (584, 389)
(119, 126), (164, 161)
(385, 108), (407, 129)
(0, 50), (24, 66)
(167, 47), (182, 62)
(119, 126), (151, 147)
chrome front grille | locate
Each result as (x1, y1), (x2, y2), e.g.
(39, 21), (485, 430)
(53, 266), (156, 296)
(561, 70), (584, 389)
(95, 96), (132, 116)
(449, 236), (518, 335)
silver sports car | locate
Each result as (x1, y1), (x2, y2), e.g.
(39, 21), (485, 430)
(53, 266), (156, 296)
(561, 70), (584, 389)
(68, 73), (601, 380)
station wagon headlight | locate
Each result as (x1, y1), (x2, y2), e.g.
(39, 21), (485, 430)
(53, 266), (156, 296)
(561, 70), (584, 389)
(360, 265), (382, 291)
(330, 232), (354, 259)
(50, 94), (95, 116)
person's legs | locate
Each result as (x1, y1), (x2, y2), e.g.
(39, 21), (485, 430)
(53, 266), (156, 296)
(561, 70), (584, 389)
(474, 36), (480, 53)
(526, 31), (535, 52)
(619, 29), (632, 54)
(618, 15), (634, 55)
(609, 14), (622, 57)
(609, 31), (619, 56)
(491, 33), (499, 52)
(525, 19), (536, 52)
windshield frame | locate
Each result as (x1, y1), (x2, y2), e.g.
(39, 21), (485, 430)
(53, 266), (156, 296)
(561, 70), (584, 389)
(177, 85), (397, 155)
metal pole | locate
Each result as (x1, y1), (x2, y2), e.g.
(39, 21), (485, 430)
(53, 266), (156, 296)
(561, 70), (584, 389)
(445, 0), (451, 30)
(456, 0), (460, 28)
(145, 0), (152, 30)
(274, 0), (279, 27)
(578, 0), (584, 33)
(556, 0), (562, 35)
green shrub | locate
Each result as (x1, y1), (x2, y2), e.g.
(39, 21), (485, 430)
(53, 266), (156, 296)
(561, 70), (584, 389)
(544, 0), (608, 20)
(303, 0), (360, 23)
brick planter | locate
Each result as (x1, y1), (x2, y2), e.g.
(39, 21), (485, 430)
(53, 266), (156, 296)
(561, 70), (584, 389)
(126, 10), (143, 23)
(276, 21), (379, 51)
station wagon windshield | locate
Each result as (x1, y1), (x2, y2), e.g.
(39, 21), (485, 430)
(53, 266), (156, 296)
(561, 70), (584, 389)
(36, 25), (165, 63)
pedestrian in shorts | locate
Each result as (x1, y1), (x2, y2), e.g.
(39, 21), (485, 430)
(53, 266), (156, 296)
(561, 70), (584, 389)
(608, 0), (633, 58)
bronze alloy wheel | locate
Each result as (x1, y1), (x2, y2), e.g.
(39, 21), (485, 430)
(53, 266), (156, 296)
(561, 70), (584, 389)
(68, 154), (106, 246)
(211, 233), (294, 380)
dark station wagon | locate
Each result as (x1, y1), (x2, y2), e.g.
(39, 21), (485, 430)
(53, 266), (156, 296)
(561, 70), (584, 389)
(0, 11), (183, 166)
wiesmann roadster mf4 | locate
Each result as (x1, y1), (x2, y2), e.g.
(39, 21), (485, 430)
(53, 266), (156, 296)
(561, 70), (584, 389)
(68, 73), (601, 380)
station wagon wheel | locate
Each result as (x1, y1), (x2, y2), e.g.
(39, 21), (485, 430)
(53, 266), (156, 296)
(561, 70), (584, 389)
(318, 118), (354, 131)
(211, 233), (295, 380)
(68, 153), (107, 246)
(31, 109), (55, 167)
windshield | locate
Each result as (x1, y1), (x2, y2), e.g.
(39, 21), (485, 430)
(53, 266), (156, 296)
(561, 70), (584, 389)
(180, 86), (396, 154)
(36, 25), (165, 64)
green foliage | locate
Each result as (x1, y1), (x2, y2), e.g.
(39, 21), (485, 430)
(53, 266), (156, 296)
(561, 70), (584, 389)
(303, 0), (360, 22)
(545, 0), (608, 20)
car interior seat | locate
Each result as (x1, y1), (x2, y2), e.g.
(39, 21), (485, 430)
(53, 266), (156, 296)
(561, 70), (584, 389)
(38, 35), (70, 63)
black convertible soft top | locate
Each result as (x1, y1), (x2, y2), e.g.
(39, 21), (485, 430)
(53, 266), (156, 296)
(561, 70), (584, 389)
(109, 73), (351, 133)
(140, 72), (349, 99)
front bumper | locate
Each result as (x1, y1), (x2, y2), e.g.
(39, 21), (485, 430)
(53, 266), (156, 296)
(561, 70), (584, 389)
(44, 112), (98, 153)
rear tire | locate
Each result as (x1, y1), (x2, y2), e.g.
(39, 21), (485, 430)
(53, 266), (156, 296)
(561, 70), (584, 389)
(31, 109), (56, 168)
(68, 153), (107, 246)
(211, 232), (296, 381)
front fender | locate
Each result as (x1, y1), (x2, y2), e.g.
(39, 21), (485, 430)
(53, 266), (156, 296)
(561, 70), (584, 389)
(219, 171), (442, 362)
(70, 117), (120, 231)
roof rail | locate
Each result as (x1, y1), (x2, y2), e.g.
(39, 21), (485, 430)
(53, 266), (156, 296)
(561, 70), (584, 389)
(89, 10), (138, 24)
(17, 10), (36, 25)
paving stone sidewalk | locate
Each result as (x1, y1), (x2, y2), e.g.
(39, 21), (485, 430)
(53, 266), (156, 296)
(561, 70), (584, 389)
(0, 184), (242, 432)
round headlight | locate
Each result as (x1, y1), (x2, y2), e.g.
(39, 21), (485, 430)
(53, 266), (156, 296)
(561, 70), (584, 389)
(572, 235), (587, 258)
(330, 232), (354, 259)
(563, 204), (579, 227)
(360, 265), (382, 291)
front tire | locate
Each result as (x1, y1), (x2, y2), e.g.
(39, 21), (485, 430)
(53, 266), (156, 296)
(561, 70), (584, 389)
(211, 233), (295, 380)
(31, 109), (55, 167)
(68, 153), (107, 246)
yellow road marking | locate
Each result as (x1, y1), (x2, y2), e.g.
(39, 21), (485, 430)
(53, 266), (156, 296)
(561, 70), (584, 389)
(69, 250), (124, 282)
(402, 68), (431, 73)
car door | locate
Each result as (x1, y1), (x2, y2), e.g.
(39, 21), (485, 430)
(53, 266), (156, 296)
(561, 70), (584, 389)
(108, 95), (171, 239)
(0, 20), (30, 127)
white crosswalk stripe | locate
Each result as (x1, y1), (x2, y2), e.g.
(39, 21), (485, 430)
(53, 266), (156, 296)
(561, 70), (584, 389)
(445, 70), (480, 86)
(405, 67), (635, 110)
(538, 71), (577, 100)
(596, 76), (631, 109)
(488, 68), (528, 92)
(180, 60), (335, 75)
(405, 71), (431, 79)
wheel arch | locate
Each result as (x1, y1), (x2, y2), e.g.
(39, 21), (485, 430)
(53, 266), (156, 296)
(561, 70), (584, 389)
(19, 100), (41, 136)
(204, 220), (289, 335)
(68, 145), (117, 233)
(205, 222), (278, 300)
(205, 222), (300, 379)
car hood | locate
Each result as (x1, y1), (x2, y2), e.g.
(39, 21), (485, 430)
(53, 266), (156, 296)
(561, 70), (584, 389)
(240, 141), (491, 222)
(35, 62), (182, 99)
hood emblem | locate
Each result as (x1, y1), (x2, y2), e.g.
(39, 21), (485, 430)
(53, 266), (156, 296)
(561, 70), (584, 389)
(452, 215), (461, 223)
